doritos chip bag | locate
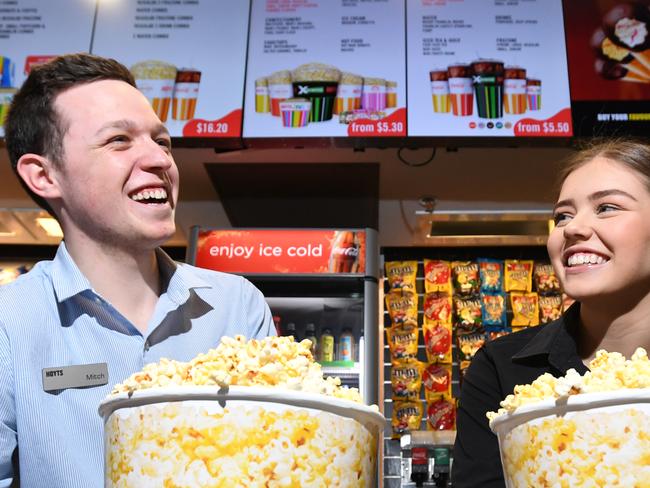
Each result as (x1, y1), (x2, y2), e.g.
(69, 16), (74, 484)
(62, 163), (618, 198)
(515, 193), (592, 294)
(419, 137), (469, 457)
(424, 259), (452, 293)
(504, 260), (533, 292)
(510, 291), (540, 326)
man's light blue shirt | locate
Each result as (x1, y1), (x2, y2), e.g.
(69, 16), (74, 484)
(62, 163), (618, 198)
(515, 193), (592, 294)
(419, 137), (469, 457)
(0, 242), (275, 487)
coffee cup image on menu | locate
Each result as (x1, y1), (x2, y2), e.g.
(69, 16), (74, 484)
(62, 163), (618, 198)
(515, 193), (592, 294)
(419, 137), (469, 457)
(130, 61), (178, 123)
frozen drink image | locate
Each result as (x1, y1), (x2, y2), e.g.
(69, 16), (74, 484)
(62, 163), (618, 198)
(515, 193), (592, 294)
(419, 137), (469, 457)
(527, 78), (542, 110)
(268, 70), (293, 117)
(447, 65), (474, 116)
(292, 62), (340, 122)
(279, 98), (311, 128)
(361, 77), (387, 112)
(171, 68), (201, 121)
(386, 80), (398, 108)
(334, 72), (362, 114)
(130, 60), (177, 123)
(255, 77), (270, 113)
(429, 70), (450, 113)
(471, 60), (504, 119)
(503, 67), (527, 115)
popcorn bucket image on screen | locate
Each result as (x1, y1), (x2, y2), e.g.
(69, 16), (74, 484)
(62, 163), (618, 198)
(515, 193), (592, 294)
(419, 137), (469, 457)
(503, 67), (527, 115)
(99, 386), (384, 487)
(527, 78), (542, 110)
(361, 78), (387, 112)
(447, 65), (474, 116)
(292, 63), (340, 122)
(333, 72), (362, 115)
(386, 80), (398, 108)
(429, 70), (450, 113)
(130, 61), (177, 123)
(172, 68), (201, 121)
(255, 77), (270, 113)
(471, 60), (504, 119)
(279, 98), (311, 127)
(268, 70), (293, 117)
(490, 389), (650, 488)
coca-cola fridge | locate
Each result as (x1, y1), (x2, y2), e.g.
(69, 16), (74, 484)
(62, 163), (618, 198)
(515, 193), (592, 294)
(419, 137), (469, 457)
(187, 227), (380, 405)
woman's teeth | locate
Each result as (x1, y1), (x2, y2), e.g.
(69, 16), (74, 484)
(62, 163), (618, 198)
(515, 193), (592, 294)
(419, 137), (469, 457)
(567, 253), (607, 267)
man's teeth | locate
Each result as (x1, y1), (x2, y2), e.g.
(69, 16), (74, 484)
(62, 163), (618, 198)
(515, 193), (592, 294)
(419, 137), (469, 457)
(567, 253), (607, 267)
(130, 189), (167, 201)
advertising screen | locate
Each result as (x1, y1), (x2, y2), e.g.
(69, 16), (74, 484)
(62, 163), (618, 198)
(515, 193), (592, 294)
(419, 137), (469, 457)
(407, 0), (572, 138)
(243, 0), (407, 139)
(565, 0), (650, 137)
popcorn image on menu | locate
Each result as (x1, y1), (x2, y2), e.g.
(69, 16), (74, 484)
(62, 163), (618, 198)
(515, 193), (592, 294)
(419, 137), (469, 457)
(130, 60), (177, 123)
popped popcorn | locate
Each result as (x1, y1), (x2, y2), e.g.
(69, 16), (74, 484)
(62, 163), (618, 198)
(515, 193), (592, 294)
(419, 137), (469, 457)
(110, 335), (364, 403)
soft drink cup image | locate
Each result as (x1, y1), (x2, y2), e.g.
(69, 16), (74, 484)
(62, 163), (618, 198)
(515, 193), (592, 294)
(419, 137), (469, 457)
(503, 67), (527, 115)
(447, 65), (474, 116)
(527, 79), (542, 110)
(172, 68), (201, 121)
(471, 60), (505, 119)
(429, 70), (450, 113)
(254, 77), (270, 113)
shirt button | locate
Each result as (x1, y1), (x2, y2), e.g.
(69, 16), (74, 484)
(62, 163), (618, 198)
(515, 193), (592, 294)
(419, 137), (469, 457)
(144, 340), (150, 352)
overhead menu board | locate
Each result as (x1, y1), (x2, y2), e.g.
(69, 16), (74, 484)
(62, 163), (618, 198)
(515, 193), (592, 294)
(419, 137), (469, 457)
(0, 0), (95, 138)
(243, 0), (407, 138)
(407, 0), (572, 138)
(92, 0), (249, 138)
(565, 0), (650, 137)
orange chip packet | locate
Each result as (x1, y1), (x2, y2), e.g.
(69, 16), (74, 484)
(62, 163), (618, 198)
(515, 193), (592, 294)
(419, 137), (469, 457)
(424, 259), (452, 293)
(392, 400), (423, 438)
(422, 363), (452, 402)
(504, 260), (534, 292)
(510, 292), (540, 326)
(386, 323), (419, 363)
(423, 292), (452, 325)
(385, 261), (418, 294)
(391, 359), (423, 401)
(385, 292), (418, 327)
(539, 294), (562, 324)
(423, 321), (452, 363)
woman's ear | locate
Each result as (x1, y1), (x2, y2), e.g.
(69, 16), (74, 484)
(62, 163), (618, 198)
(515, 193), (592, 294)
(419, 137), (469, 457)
(16, 154), (62, 200)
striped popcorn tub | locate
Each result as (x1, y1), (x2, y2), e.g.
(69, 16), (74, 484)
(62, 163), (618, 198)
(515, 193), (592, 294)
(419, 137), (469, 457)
(131, 60), (177, 123)
(172, 69), (201, 121)
(279, 98), (311, 128)
(333, 72), (362, 115)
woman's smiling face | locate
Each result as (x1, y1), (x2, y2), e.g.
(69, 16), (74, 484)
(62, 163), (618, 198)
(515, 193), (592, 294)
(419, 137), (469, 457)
(548, 156), (650, 303)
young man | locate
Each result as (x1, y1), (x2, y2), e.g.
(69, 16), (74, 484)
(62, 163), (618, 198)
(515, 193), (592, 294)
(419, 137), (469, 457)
(2, 53), (275, 487)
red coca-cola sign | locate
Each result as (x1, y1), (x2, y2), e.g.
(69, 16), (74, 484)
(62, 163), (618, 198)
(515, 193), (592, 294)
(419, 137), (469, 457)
(193, 229), (366, 275)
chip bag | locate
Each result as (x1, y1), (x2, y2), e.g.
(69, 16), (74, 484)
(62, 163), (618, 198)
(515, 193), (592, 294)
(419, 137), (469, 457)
(392, 400), (423, 438)
(454, 296), (483, 335)
(504, 260), (533, 292)
(423, 321), (452, 363)
(478, 258), (503, 293)
(539, 294), (563, 324)
(534, 263), (561, 294)
(391, 359), (423, 401)
(427, 398), (456, 431)
(424, 259), (452, 294)
(510, 291), (540, 326)
(386, 323), (419, 363)
(423, 292), (452, 326)
(422, 363), (452, 402)
(385, 261), (418, 294)
(486, 330), (511, 341)
(385, 292), (418, 328)
(451, 261), (479, 296)
(457, 332), (485, 362)
(481, 292), (507, 330)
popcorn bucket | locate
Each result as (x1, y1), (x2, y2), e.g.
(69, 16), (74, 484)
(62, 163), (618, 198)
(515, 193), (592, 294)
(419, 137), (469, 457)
(333, 83), (362, 115)
(471, 60), (504, 119)
(386, 81), (398, 108)
(490, 389), (650, 488)
(279, 98), (311, 127)
(361, 78), (387, 112)
(292, 81), (338, 122)
(131, 61), (177, 123)
(99, 386), (384, 487)
(268, 70), (293, 117)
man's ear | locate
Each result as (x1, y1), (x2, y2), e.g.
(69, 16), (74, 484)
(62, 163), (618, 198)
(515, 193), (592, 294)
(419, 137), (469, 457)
(16, 154), (62, 200)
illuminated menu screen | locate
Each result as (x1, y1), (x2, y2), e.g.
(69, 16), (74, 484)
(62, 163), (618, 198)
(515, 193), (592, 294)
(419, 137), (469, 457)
(407, 0), (572, 138)
(0, 0), (95, 138)
(242, 0), (407, 138)
(565, 0), (650, 137)
(92, 0), (249, 138)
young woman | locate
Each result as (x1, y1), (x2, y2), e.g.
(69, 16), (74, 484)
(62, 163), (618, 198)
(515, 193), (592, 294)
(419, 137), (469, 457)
(452, 138), (650, 487)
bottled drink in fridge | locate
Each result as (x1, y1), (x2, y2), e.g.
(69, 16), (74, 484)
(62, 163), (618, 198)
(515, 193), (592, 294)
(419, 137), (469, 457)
(283, 322), (297, 341)
(304, 323), (318, 358)
(338, 327), (354, 361)
(319, 328), (335, 362)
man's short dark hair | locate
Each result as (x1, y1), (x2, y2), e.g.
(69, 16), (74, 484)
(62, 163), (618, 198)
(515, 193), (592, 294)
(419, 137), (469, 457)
(4, 53), (136, 215)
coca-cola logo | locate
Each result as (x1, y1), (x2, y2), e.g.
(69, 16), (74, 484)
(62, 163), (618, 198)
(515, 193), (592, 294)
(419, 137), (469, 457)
(332, 246), (359, 257)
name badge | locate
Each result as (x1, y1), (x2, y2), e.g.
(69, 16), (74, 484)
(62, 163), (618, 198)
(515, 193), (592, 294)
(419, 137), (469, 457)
(42, 363), (109, 392)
